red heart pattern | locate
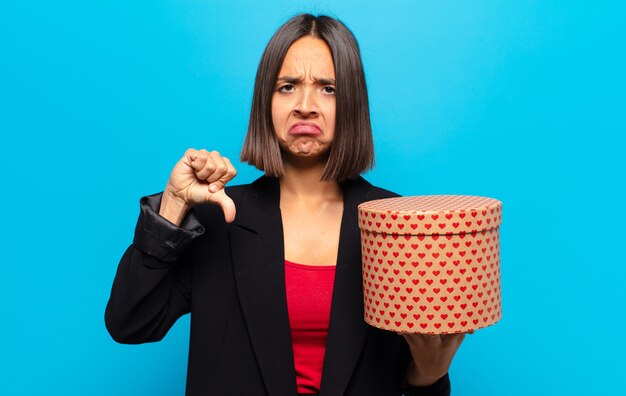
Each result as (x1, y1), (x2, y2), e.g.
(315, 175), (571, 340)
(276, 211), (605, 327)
(358, 195), (502, 334)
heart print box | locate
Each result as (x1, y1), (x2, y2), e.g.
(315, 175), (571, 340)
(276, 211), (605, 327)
(358, 195), (502, 334)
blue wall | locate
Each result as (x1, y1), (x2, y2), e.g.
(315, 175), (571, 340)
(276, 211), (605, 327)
(1, 1), (624, 394)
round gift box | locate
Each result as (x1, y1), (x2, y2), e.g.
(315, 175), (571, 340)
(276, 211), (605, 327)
(358, 195), (502, 334)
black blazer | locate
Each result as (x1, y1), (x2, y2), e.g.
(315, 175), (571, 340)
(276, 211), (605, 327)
(105, 176), (450, 396)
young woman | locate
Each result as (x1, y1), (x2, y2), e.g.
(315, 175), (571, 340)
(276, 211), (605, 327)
(105, 14), (465, 396)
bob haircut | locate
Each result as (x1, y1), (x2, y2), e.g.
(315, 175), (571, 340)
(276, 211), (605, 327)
(240, 14), (374, 181)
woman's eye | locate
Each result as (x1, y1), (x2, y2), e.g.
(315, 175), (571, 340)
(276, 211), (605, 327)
(322, 86), (336, 94)
(279, 84), (295, 92)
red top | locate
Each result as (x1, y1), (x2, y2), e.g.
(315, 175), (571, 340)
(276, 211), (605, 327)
(284, 260), (336, 395)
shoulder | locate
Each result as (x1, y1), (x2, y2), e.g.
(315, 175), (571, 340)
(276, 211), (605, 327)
(224, 175), (397, 202)
(224, 175), (280, 207)
(342, 176), (400, 204)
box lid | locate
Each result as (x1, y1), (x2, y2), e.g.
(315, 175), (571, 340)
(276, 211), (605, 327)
(358, 195), (502, 235)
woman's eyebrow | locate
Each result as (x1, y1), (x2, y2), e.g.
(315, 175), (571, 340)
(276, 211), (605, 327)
(276, 76), (302, 84)
(315, 77), (336, 85)
(276, 76), (336, 85)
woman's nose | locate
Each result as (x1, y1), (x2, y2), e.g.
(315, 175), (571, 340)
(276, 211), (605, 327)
(294, 88), (318, 117)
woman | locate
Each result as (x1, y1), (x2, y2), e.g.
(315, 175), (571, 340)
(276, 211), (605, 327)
(105, 14), (465, 396)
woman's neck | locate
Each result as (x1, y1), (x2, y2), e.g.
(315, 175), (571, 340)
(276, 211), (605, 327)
(279, 157), (342, 203)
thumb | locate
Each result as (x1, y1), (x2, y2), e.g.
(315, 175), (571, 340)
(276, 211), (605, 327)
(210, 189), (237, 223)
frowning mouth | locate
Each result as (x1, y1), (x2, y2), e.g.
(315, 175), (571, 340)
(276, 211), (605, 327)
(288, 122), (322, 135)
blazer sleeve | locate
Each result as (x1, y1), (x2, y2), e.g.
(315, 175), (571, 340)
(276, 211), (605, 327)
(104, 193), (204, 344)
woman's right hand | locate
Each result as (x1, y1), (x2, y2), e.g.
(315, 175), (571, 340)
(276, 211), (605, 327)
(159, 149), (237, 225)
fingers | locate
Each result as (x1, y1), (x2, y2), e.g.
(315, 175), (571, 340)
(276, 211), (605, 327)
(399, 332), (468, 349)
(402, 333), (443, 349)
(185, 148), (206, 172)
(178, 149), (238, 221)
(188, 149), (219, 180)
(208, 156), (237, 192)
(185, 149), (237, 189)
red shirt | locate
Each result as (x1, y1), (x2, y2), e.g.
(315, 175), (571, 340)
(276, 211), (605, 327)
(284, 260), (336, 395)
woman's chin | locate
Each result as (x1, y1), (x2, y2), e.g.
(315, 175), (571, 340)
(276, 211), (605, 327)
(287, 142), (329, 157)
(282, 145), (331, 167)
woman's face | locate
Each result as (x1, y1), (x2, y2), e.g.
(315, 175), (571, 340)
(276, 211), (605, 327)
(271, 36), (336, 161)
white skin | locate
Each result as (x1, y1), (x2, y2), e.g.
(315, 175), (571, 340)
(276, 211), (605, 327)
(159, 148), (237, 226)
(158, 35), (467, 387)
(271, 36), (336, 162)
(271, 37), (342, 267)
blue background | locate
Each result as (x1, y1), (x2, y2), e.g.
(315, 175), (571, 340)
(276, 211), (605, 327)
(1, 1), (624, 395)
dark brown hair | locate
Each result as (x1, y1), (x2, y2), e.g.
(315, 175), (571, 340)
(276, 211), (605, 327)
(240, 14), (374, 181)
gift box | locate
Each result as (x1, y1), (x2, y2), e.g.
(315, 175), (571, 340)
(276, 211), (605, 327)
(358, 195), (502, 334)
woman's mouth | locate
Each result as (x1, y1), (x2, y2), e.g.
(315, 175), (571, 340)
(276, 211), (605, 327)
(289, 123), (322, 135)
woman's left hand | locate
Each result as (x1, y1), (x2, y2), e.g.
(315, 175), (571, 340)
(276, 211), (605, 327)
(400, 331), (471, 386)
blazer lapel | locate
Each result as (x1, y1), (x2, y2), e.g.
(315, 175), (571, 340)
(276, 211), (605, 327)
(229, 176), (378, 396)
(319, 177), (373, 396)
(229, 176), (298, 396)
